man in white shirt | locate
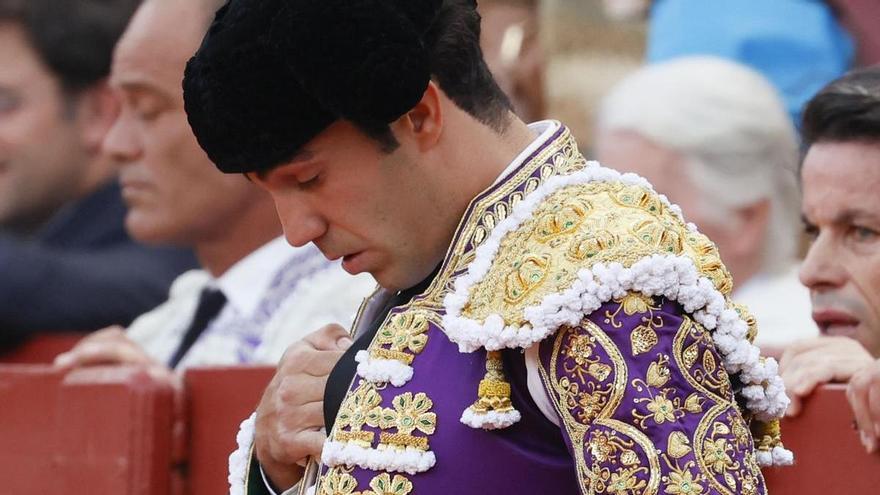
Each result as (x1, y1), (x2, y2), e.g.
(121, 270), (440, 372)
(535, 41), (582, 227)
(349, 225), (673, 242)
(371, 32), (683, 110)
(53, 0), (374, 373)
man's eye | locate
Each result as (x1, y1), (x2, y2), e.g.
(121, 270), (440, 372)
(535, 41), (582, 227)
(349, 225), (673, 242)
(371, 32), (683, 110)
(852, 226), (878, 242)
(298, 173), (320, 188)
(803, 223), (819, 241)
(0, 94), (21, 114)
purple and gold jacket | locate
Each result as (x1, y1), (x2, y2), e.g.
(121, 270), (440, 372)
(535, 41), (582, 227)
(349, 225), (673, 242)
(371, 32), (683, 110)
(237, 122), (791, 495)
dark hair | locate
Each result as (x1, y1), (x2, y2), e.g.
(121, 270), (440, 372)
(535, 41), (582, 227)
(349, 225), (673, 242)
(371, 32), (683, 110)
(184, 0), (514, 173)
(0, 0), (139, 93)
(356, 0), (514, 151)
(801, 66), (880, 151)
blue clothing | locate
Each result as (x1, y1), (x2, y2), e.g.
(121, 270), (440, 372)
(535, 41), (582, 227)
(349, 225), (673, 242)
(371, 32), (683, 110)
(0, 180), (197, 349)
(648, 0), (854, 127)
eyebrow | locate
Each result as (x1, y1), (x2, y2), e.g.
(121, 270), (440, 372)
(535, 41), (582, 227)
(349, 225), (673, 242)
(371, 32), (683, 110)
(831, 209), (880, 225)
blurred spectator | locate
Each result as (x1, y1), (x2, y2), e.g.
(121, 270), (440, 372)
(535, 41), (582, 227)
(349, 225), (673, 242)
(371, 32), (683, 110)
(478, 0), (545, 122)
(782, 67), (880, 429)
(829, 0), (880, 65)
(0, 0), (197, 349)
(54, 0), (375, 372)
(646, 0), (854, 127)
(595, 56), (816, 348)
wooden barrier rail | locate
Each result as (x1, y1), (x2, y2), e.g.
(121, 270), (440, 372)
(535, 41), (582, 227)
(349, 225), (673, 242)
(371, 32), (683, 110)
(1, 361), (878, 493)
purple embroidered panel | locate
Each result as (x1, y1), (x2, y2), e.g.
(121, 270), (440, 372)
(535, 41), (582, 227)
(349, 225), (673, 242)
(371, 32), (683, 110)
(538, 296), (767, 495)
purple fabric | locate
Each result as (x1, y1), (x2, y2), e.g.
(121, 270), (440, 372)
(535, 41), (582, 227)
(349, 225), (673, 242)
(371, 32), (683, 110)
(330, 315), (579, 493)
(538, 298), (767, 494)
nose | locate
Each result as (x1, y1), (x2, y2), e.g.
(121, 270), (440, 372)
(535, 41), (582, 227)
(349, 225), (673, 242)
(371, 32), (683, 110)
(102, 108), (143, 165)
(249, 173), (328, 248)
(799, 231), (847, 292)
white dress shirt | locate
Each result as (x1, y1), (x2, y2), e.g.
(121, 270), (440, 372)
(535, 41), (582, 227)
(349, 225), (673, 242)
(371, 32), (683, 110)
(127, 236), (376, 369)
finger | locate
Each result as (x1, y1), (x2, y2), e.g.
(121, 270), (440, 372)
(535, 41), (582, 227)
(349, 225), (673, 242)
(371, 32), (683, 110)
(54, 341), (150, 369)
(786, 395), (802, 417)
(279, 347), (345, 377)
(780, 337), (847, 371)
(286, 429), (328, 463)
(847, 374), (875, 443)
(277, 401), (326, 431)
(276, 373), (333, 408)
(785, 349), (862, 397)
(302, 324), (353, 351)
(85, 325), (128, 342)
(869, 382), (880, 437)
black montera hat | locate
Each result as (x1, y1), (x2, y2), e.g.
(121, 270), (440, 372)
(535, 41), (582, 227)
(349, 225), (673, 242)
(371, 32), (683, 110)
(183, 0), (444, 173)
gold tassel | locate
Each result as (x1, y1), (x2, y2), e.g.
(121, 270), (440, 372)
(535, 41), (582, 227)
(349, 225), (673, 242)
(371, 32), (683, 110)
(470, 351), (515, 413)
(751, 417), (783, 452)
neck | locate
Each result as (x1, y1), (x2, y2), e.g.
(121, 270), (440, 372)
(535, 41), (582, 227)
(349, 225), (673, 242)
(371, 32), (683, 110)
(442, 112), (537, 206)
(195, 199), (282, 277)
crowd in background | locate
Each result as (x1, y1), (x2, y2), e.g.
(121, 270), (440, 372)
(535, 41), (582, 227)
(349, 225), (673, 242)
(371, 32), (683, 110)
(2, 0), (880, 473)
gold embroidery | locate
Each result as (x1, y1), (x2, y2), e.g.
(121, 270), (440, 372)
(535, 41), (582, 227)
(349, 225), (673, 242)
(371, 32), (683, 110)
(461, 180), (733, 328)
(662, 462), (706, 495)
(536, 200), (591, 242)
(375, 392), (436, 435)
(468, 350), (516, 415)
(619, 293), (658, 316)
(631, 325), (659, 356)
(359, 473), (413, 495)
(378, 432), (428, 451)
(504, 254), (551, 304)
(732, 303), (759, 344)
(321, 467), (359, 495)
(370, 311), (430, 365)
(335, 381), (383, 442)
(632, 355), (707, 428)
(562, 333), (612, 384)
(584, 430), (650, 494)
(667, 431), (693, 459)
(335, 430), (375, 446)
(321, 468), (414, 495)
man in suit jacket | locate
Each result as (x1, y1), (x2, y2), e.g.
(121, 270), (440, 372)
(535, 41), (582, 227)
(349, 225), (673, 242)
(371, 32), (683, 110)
(0, 0), (197, 350)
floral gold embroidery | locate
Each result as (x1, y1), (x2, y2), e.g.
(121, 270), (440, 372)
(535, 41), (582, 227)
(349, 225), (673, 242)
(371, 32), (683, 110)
(663, 463), (705, 495)
(335, 381), (383, 445)
(321, 467), (359, 495)
(376, 392), (436, 435)
(359, 473), (413, 495)
(372, 312), (429, 365)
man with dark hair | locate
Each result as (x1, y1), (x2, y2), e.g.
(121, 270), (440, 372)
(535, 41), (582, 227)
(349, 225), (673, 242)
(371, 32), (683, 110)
(781, 67), (880, 453)
(183, 1), (791, 493)
(0, 0), (196, 348)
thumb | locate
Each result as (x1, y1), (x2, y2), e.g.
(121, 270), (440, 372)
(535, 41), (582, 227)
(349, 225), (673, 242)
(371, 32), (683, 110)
(307, 323), (353, 351)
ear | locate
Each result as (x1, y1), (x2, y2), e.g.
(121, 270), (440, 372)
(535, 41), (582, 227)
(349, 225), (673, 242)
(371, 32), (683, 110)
(730, 199), (771, 258)
(74, 80), (121, 154)
(395, 81), (443, 151)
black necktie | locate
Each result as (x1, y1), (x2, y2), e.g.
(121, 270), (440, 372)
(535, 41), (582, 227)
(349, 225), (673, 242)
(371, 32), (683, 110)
(168, 287), (227, 368)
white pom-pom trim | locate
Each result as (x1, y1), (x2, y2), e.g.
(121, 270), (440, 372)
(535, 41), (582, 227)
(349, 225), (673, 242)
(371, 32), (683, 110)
(321, 440), (436, 475)
(460, 408), (522, 430)
(441, 163), (791, 430)
(354, 351), (413, 387)
(228, 412), (256, 495)
(756, 446), (795, 467)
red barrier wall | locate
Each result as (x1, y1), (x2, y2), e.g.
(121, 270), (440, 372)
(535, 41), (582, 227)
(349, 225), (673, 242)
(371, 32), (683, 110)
(0, 365), (180, 495)
(183, 366), (274, 495)
(764, 384), (880, 493)
(1, 361), (877, 494)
